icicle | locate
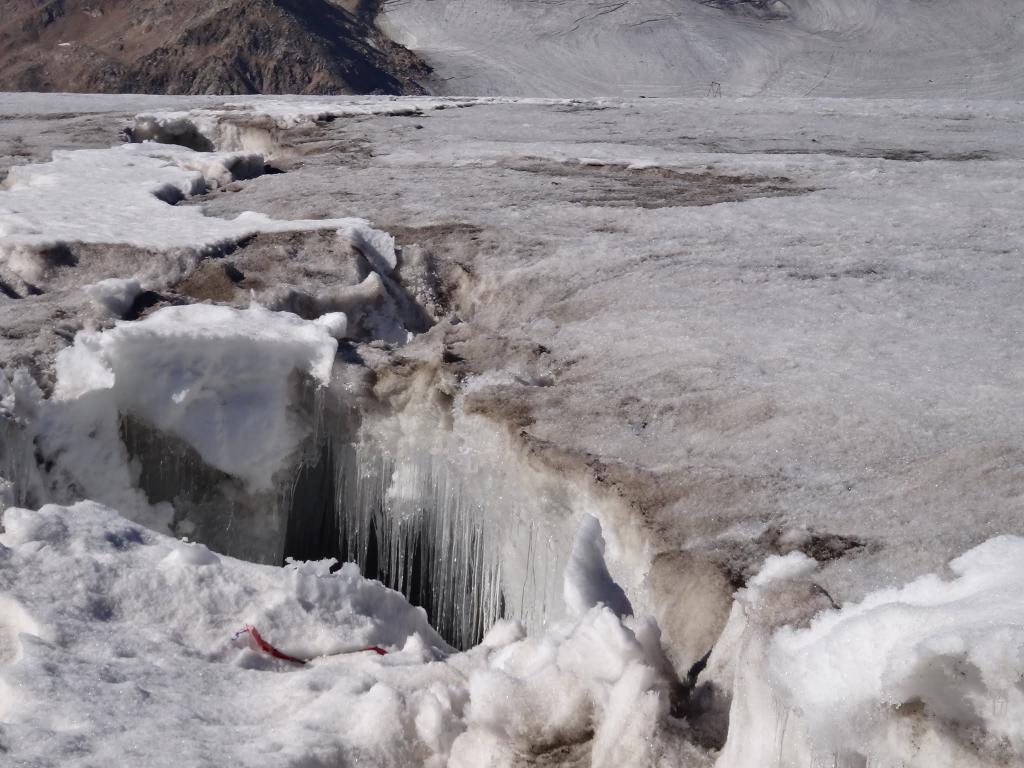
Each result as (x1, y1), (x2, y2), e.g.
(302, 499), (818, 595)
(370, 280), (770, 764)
(314, 408), (574, 650)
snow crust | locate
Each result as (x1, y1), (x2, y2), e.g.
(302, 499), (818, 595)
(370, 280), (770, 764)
(0, 140), (392, 259)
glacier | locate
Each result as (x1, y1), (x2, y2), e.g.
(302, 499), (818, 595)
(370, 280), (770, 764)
(380, 0), (1024, 98)
(1, 93), (1024, 766)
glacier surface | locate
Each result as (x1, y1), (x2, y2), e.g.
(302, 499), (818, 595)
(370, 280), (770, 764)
(380, 0), (1024, 98)
(1, 94), (1023, 767)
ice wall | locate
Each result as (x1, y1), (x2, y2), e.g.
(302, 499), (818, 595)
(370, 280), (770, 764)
(120, 373), (578, 649)
(2, 300), (580, 649)
(312, 402), (577, 649)
(0, 370), (42, 510)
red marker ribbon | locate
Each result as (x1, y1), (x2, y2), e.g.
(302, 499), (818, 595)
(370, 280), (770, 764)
(234, 624), (387, 664)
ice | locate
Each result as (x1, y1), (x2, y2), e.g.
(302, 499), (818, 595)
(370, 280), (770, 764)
(0, 140), (396, 277)
(84, 277), (143, 318)
(316, 399), (578, 648)
(54, 303), (337, 492)
(7, 299), (572, 646)
(563, 513), (633, 619)
(0, 369), (46, 510)
(3, 93), (1024, 766)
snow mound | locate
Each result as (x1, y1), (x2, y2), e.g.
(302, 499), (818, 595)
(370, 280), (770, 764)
(0, 501), (679, 767)
(769, 534), (1024, 765)
(84, 277), (143, 317)
(54, 303), (338, 491)
(454, 608), (672, 768)
(0, 500), (448, 766)
(714, 536), (1024, 768)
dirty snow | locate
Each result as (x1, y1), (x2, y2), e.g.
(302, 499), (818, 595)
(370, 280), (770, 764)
(0, 140), (394, 261)
(381, 0), (1024, 98)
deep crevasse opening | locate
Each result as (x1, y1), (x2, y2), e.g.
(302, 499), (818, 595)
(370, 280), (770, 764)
(278, 385), (575, 650)
(13, 347), (579, 650)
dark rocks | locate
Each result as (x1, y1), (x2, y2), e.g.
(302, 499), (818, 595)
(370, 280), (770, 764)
(0, 0), (432, 95)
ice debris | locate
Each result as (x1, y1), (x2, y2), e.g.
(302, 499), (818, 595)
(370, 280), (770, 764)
(54, 303), (338, 492)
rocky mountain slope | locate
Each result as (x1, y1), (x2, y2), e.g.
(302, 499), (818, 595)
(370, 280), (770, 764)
(0, 0), (431, 94)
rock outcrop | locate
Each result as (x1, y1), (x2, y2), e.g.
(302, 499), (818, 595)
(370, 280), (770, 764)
(0, 0), (431, 94)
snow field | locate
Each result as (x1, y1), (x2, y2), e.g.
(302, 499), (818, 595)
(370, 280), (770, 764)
(379, 0), (1024, 98)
